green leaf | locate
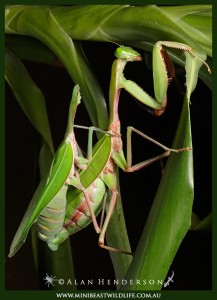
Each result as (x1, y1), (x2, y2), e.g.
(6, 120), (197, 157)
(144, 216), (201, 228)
(121, 94), (193, 290)
(5, 35), (57, 65)
(161, 5), (212, 56)
(5, 47), (54, 155)
(5, 4), (211, 288)
(5, 5), (212, 90)
(48, 4), (211, 55)
(50, 4), (211, 57)
(5, 6), (108, 129)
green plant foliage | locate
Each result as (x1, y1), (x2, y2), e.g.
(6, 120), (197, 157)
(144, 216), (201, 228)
(5, 5), (212, 291)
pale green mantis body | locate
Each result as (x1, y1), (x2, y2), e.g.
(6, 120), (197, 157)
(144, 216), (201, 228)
(9, 41), (210, 257)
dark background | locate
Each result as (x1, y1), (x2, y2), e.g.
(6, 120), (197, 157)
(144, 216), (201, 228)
(5, 40), (212, 290)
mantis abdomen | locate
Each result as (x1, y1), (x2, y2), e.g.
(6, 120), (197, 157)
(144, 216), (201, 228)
(35, 184), (68, 250)
(64, 178), (106, 235)
(36, 178), (106, 251)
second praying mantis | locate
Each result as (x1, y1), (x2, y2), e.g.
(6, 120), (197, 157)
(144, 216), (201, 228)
(8, 41), (210, 257)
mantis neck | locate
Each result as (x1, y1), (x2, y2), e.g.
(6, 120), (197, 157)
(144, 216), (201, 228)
(108, 59), (127, 130)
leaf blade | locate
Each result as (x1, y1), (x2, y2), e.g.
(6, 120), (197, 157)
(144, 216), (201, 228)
(121, 94), (193, 290)
(5, 47), (54, 155)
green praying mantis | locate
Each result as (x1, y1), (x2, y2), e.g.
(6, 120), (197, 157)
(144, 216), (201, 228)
(8, 41), (211, 257)
(64, 41), (210, 254)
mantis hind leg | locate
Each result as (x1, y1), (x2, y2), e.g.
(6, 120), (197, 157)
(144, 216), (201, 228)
(98, 171), (133, 255)
(98, 189), (132, 255)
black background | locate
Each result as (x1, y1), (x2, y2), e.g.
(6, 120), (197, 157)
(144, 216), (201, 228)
(5, 40), (212, 290)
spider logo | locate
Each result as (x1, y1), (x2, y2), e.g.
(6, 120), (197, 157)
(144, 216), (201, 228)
(43, 273), (58, 287)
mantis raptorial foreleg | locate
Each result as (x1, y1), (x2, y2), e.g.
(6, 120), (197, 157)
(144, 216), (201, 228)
(113, 42), (210, 117)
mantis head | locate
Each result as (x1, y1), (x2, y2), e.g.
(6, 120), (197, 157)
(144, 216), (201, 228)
(114, 46), (142, 62)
